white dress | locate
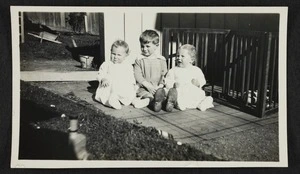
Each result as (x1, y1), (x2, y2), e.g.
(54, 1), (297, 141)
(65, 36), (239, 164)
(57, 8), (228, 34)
(95, 61), (136, 106)
(165, 66), (208, 110)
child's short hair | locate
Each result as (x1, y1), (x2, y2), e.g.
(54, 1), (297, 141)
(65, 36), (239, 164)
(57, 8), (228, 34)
(178, 44), (197, 63)
(111, 40), (129, 54)
(139, 30), (159, 45)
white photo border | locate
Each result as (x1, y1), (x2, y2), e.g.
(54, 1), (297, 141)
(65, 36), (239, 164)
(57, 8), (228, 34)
(11, 6), (288, 168)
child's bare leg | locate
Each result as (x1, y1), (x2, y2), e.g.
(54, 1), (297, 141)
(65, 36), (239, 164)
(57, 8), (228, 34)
(137, 87), (154, 101)
(132, 97), (150, 108)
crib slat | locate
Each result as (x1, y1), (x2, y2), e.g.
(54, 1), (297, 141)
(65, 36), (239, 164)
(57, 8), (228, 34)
(211, 33), (217, 93)
(175, 31), (179, 53)
(170, 31), (174, 69)
(244, 36), (253, 105)
(219, 34), (226, 90)
(228, 35), (235, 96)
(208, 33), (215, 84)
(195, 33), (200, 67)
(201, 33), (205, 70)
(274, 42), (279, 108)
(223, 33), (232, 95)
(232, 35), (238, 98)
(192, 32), (196, 46)
(181, 30), (185, 44)
(163, 29), (170, 69)
(240, 36), (246, 98)
(236, 35), (242, 97)
(186, 32), (190, 44)
(204, 33), (209, 75)
(269, 36), (277, 109)
(251, 37), (259, 105)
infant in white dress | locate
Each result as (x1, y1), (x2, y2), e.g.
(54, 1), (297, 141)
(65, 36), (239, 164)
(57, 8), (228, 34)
(164, 44), (214, 111)
(95, 40), (148, 109)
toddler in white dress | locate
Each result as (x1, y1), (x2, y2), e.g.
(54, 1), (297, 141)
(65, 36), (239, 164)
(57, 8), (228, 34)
(95, 40), (148, 109)
(164, 44), (214, 112)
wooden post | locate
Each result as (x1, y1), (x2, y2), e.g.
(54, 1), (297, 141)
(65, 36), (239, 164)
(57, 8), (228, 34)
(170, 31), (174, 69)
(256, 33), (267, 117)
(104, 12), (125, 61)
(99, 13), (105, 67)
(84, 13), (88, 33)
(163, 28), (170, 69)
(60, 12), (66, 28)
(20, 12), (25, 43)
(124, 12), (142, 63)
(68, 115), (90, 160)
(257, 33), (272, 117)
(40, 32), (44, 43)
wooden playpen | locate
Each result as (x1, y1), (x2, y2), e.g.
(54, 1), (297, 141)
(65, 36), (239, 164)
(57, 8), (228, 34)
(163, 28), (279, 117)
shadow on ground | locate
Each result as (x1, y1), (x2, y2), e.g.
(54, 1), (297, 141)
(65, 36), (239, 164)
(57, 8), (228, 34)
(19, 99), (77, 160)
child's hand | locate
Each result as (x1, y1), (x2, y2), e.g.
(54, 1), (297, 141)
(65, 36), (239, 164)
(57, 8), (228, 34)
(156, 84), (164, 89)
(101, 78), (109, 87)
(191, 79), (200, 87)
(142, 81), (157, 95)
(147, 85), (157, 95)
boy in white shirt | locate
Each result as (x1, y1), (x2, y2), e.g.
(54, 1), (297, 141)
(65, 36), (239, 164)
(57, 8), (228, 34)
(95, 40), (148, 109)
(164, 44), (214, 112)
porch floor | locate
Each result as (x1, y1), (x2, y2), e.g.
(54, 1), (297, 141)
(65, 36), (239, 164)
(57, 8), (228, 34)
(33, 81), (279, 161)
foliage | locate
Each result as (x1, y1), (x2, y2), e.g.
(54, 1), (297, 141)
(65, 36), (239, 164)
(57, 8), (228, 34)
(66, 12), (86, 33)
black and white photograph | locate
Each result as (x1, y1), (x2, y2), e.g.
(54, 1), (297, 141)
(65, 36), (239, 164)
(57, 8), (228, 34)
(10, 6), (288, 168)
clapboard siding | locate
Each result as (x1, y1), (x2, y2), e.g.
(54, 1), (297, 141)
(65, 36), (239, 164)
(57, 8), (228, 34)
(162, 13), (279, 32)
(196, 14), (210, 28)
(210, 14), (225, 29)
(179, 14), (196, 28)
(224, 14), (239, 30)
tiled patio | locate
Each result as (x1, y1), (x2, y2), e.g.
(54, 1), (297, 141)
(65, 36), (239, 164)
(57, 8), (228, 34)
(36, 81), (278, 146)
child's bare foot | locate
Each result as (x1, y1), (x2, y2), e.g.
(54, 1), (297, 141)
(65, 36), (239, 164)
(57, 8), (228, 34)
(197, 96), (214, 111)
(153, 88), (166, 112)
(166, 88), (178, 112)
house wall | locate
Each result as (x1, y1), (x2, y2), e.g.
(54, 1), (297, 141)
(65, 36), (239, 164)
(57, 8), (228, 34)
(104, 13), (279, 61)
(24, 12), (279, 62)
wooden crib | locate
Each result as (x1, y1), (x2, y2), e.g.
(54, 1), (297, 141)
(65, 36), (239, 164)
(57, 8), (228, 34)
(163, 28), (278, 117)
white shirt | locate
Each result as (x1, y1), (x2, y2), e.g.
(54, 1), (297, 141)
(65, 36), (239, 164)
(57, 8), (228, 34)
(97, 61), (136, 97)
(165, 65), (206, 89)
